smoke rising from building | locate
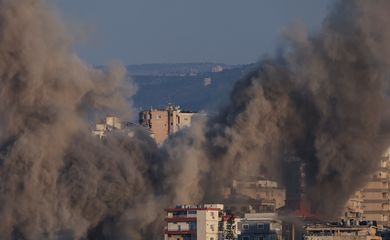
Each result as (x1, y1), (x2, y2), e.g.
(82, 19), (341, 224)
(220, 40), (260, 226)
(0, 0), (389, 239)
(165, 0), (390, 217)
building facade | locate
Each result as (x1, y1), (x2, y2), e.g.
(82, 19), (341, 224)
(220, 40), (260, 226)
(224, 178), (286, 217)
(164, 204), (224, 240)
(237, 213), (282, 240)
(344, 150), (390, 227)
(304, 224), (381, 240)
(139, 105), (197, 144)
(92, 116), (124, 138)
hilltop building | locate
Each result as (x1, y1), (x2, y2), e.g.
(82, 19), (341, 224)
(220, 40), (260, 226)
(139, 105), (199, 144)
(211, 65), (224, 73)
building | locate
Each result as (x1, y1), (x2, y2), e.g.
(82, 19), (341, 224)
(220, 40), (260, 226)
(92, 116), (124, 138)
(344, 150), (390, 227)
(164, 204), (224, 240)
(343, 191), (364, 223)
(211, 65), (224, 73)
(361, 154), (390, 226)
(139, 105), (198, 144)
(304, 224), (381, 240)
(139, 109), (169, 144)
(237, 213), (282, 240)
(224, 178), (286, 216)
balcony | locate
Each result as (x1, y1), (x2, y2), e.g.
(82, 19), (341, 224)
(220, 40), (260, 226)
(165, 217), (197, 222)
(164, 230), (196, 236)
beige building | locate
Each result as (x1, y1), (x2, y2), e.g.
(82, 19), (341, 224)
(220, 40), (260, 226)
(344, 150), (390, 226)
(139, 110), (169, 144)
(92, 116), (123, 138)
(224, 178), (286, 216)
(139, 105), (198, 144)
(304, 225), (381, 240)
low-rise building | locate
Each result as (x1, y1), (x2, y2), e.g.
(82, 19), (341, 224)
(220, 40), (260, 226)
(92, 116), (124, 138)
(237, 213), (282, 240)
(304, 224), (381, 240)
(224, 178), (286, 216)
(212, 65), (224, 73)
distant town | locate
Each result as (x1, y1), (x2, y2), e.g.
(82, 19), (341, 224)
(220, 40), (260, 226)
(127, 63), (248, 112)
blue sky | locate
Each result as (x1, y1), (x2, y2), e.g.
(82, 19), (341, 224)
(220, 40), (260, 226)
(55, 0), (333, 65)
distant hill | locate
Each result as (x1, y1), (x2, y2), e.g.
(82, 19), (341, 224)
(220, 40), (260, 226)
(130, 63), (251, 112)
(126, 62), (239, 77)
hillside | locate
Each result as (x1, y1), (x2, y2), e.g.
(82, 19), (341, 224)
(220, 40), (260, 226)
(130, 64), (249, 112)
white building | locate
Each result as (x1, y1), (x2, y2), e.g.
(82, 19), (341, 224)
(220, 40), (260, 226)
(164, 204), (224, 240)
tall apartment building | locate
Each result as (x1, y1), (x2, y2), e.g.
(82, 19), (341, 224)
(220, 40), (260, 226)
(139, 105), (198, 144)
(361, 153), (390, 226)
(344, 150), (390, 227)
(164, 204), (224, 240)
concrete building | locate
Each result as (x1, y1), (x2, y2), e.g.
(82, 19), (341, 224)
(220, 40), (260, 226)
(361, 154), (390, 226)
(224, 178), (286, 216)
(344, 150), (390, 227)
(139, 105), (198, 144)
(211, 65), (224, 73)
(139, 109), (169, 144)
(164, 204), (224, 240)
(304, 224), (381, 240)
(343, 191), (364, 223)
(92, 116), (124, 138)
(237, 213), (282, 240)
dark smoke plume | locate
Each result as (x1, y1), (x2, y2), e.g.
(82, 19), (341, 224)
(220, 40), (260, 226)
(0, 0), (390, 239)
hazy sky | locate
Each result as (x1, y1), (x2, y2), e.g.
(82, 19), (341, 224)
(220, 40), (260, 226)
(55, 0), (333, 65)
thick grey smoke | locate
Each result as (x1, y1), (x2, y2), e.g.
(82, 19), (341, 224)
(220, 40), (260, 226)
(0, 0), (168, 239)
(165, 0), (390, 217)
(1, 0), (390, 239)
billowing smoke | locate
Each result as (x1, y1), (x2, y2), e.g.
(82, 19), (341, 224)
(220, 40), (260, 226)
(0, 0), (168, 239)
(0, 0), (390, 239)
(165, 0), (390, 217)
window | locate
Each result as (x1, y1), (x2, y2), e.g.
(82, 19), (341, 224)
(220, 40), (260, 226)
(243, 224), (249, 230)
(257, 237), (264, 240)
(210, 212), (215, 219)
(383, 192), (388, 199)
(243, 237), (250, 240)
(257, 224), (264, 230)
